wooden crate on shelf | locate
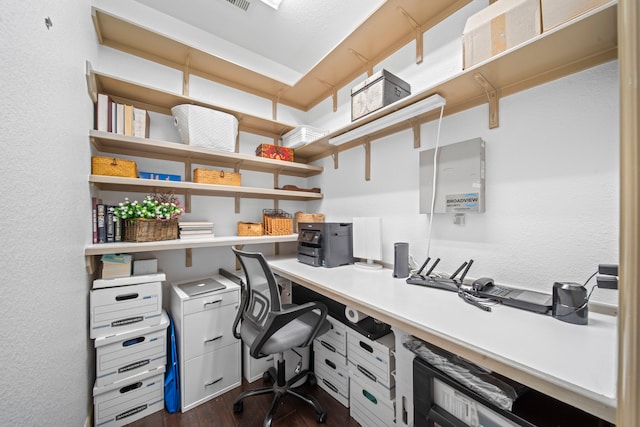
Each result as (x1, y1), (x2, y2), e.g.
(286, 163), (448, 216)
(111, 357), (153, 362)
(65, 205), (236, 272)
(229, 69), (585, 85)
(237, 222), (264, 236)
(193, 168), (241, 186)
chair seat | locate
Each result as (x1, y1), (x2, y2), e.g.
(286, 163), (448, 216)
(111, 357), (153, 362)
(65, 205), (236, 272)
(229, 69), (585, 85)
(242, 305), (330, 356)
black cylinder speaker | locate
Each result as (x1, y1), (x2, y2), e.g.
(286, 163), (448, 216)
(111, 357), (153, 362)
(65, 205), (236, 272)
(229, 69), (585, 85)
(393, 242), (409, 278)
(552, 282), (588, 325)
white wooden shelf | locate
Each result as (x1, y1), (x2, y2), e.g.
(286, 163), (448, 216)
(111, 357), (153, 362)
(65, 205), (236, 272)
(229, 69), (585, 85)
(295, 1), (618, 163)
(89, 175), (323, 201)
(89, 130), (322, 178)
(85, 234), (298, 256)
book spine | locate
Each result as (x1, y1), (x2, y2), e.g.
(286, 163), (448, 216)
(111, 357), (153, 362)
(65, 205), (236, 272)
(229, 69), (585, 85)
(114, 216), (122, 242)
(106, 206), (115, 243)
(92, 197), (99, 244)
(97, 204), (106, 244)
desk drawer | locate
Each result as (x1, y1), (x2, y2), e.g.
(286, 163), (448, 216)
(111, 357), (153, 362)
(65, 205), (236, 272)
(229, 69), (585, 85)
(183, 288), (238, 316)
(183, 303), (238, 360)
(183, 342), (241, 409)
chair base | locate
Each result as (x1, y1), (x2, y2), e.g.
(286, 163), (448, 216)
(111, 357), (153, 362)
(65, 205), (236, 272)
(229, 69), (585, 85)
(233, 358), (327, 427)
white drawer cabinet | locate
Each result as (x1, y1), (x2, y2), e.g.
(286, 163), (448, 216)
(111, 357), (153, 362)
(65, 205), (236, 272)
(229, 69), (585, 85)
(171, 276), (241, 412)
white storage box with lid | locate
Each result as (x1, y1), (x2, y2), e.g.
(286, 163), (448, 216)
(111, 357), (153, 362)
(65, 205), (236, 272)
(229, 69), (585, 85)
(90, 277), (163, 339)
(171, 104), (238, 152)
(350, 375), (396, 427)
(94, 310), (169, 387)
(314, 314), (348, 359)
(282, 126), (328, 149)
(347, 329), (395, 400)
(93, 365), (165, 427)
(314, 339), (350, 407)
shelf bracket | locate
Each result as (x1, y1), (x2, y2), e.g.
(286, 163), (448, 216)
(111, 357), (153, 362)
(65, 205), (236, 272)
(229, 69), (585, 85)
(398, 7), (424, 64)
(85, 255), (98, 275)
(185, 248), (192, 268)
(182, 55), (190, 97)
(474, 73), (499, 129)
(235, 196), (240, 214)
(410, 118), (421, 148)
(363, 138), (371, 181)
(273, 170), (280, 190)
(272, 90), (282, 121)
(185, 189), (192, 213)
(318, 79), (338, 112)
(331, 148), (339, 170)
(349, 48), (373, 77)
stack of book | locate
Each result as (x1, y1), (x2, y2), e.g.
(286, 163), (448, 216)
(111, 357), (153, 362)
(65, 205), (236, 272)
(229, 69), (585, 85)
(92, 198), (122, 244)
(95, 93), (150, 138)
(179, 221), (214, 239)
(101, 254), (132, 279)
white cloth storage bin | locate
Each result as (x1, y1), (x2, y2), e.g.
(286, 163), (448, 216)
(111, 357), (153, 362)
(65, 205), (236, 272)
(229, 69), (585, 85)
(93, 366), (165, 427)
(94, 310), (169, 387)
(171, 104), (238, 152)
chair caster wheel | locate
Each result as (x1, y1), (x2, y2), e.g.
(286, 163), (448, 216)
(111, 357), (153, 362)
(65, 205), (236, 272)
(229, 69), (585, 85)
(233, 401), (244, 413)
(316, 411), (327, 423)
(262, 371), (272, 383)
(307, 373), (317, 387)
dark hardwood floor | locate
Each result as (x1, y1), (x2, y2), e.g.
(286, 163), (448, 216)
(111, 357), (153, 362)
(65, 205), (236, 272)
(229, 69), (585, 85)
(125, 377), (360, 427)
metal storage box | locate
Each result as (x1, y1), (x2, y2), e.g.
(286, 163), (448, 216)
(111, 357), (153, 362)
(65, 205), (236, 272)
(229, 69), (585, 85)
(171, 104), (238, 152)
(351, 70), (411, 121)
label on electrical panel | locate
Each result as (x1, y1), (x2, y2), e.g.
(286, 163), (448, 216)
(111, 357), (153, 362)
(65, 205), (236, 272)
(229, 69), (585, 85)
(446, 193), (480, 213)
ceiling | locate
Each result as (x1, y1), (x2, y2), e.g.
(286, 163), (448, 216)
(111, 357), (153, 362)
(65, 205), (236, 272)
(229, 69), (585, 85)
(133, 0), (385, 77)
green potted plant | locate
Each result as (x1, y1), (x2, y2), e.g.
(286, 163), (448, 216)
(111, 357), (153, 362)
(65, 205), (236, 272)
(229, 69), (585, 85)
(111, 192), (184, 242)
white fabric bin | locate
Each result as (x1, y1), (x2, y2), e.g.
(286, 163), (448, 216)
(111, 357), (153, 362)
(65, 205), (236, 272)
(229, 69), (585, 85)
(171, 104), (238, 152)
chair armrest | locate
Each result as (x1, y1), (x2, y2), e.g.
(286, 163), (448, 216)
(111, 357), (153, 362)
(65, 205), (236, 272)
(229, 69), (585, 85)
(232, 282), (248, 340)
(250, 301), (328, 358)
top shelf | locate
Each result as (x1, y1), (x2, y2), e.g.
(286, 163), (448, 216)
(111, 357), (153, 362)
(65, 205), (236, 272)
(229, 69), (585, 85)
(91, 0), (473, 112)
(295, 1), (618, 162)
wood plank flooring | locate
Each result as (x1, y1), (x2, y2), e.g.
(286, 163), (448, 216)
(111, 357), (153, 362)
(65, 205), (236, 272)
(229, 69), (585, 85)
(125, 377), (360, 427)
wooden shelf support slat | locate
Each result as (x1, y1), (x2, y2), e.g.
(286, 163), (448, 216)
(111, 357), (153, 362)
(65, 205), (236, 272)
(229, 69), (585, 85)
(398, 7), (424, 64)
(318, 79), (339, 112)
(331, 148), (339, 170)
(235, 195), (240, 214)
(185, 248), (192, 267)
(410, 118), (421, 148)
(363, 137), (372, 181)
(474, 73), (500, 129)
(183, 55), (190, 96)
(349, 48), (374, 77)
(272, 90), (282, 121)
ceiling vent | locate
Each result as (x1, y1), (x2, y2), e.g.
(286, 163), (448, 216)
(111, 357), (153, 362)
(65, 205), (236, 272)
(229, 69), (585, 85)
(224, 0), (250, 11)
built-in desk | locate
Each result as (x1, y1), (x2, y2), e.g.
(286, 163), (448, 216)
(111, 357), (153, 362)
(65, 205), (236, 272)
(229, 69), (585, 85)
(267, 256), (617, 424)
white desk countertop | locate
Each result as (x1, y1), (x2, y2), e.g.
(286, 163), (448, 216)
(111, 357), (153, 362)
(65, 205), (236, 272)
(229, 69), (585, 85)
(267, 256), (617, 423)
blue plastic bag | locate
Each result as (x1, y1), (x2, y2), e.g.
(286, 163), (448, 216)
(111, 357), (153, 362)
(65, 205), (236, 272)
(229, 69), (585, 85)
(164, 313), (180, 413)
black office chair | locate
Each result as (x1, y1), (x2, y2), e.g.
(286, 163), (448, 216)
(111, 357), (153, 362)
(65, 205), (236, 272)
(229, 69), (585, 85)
(231, 247), (330, 427)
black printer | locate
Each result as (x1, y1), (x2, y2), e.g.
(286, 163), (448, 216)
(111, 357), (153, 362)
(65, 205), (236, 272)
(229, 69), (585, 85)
(297, 222), (353, 267)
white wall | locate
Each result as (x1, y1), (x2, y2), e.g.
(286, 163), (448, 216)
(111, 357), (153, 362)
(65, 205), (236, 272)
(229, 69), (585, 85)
(1, 0), (97, 425)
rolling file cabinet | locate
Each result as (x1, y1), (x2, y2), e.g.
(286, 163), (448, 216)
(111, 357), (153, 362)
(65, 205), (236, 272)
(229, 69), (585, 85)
(170, 275), (241, 412)
(90, 273), (168, 427)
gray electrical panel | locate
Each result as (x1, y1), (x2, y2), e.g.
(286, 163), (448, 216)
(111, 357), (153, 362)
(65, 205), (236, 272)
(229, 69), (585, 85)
(419, 138), (485, 214)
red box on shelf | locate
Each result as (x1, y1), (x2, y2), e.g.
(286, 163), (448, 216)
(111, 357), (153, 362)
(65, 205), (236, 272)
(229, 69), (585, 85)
(255, 143), (294, 162)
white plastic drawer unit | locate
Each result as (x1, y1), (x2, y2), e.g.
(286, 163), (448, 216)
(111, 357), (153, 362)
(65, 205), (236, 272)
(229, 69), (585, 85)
(350, 376), (396, 427)
(94, 310), (169, 387)
(92, 366), (165, 427)
(90, 281), (163, 339)
(347, 330), (396, 400)
(315, 314), (348, 358)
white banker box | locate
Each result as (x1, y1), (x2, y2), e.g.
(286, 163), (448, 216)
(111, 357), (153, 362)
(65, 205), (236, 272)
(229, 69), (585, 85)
(93, 365), (165, 427)
(94, 310), (169, 387)
(90, 277), (163, 339)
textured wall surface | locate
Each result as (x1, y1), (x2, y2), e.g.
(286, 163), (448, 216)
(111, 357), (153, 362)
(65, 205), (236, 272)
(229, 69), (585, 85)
(0, 0), (97, 425)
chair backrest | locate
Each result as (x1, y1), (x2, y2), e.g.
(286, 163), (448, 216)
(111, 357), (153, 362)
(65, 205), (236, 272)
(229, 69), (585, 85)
(232, 248), (282, 330)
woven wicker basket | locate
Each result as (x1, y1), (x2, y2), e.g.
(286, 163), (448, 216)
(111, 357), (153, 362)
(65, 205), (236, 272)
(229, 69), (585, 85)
(263, 209), (293, 236)
(123, 218), (179, 242)
(193, 168), (241, 186)
(91, 156), (137, 178)
(237, 222), (264, 236)
(294, 212), (325, 232)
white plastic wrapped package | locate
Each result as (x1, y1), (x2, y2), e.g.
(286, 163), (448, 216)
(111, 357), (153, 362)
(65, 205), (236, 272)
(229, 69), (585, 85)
(171, 104), (238, 152)
(403, 335), (526, 411)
